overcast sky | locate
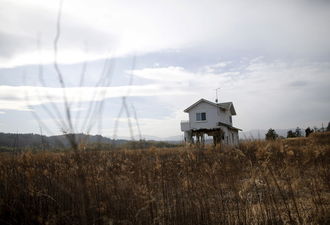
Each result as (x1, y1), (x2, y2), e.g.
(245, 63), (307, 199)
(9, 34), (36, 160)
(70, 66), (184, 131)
(0, 0), (329, 138)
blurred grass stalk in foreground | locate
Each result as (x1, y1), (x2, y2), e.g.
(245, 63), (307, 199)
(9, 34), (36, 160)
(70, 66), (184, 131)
(0, 132), (329, 225)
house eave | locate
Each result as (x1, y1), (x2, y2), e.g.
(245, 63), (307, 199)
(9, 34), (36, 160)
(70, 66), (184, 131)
(217, 122), (242, 131)
(218, 102), (236, 115)
(183, 98), (227, 113)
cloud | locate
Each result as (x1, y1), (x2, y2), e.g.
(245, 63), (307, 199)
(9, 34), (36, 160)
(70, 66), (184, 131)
(289, 80), (308, 87)
(1, 56), (329, 136)
(128, 67), (192, 82)
(103, 110), (186, 138)
(1, 0), (329, 68)
(129, 66), (233, 90)
(129, 60), (330, 97)
(128, 58), (330, 131)
(0, 0), (119, 67)
(203, 61), (232, 73)
(0, 84), (190, 111)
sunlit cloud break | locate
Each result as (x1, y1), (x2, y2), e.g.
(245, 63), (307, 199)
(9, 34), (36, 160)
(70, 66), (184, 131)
(1, 0), (330, 68)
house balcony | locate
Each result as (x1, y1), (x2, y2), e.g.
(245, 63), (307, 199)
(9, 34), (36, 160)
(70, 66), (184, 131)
(180, 120), (190, 131)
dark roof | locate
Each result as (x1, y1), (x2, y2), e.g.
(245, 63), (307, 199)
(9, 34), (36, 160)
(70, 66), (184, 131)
(218, 102), (236, 115)
(217, 122), (242, 131)
(184, 98), (237, 115)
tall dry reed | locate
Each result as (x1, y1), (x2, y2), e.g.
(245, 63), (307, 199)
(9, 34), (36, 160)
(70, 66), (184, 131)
(0, 133), (329, 225)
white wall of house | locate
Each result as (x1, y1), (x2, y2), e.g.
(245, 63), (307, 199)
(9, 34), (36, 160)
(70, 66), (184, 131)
(219, 125), (239, 145)
(231, 131), (239, 145)
(181, 99), (240, 146)
(188, 102), (232, 130)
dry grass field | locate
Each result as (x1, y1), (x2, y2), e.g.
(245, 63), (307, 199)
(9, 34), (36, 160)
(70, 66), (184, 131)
(0, 132), (329, 225)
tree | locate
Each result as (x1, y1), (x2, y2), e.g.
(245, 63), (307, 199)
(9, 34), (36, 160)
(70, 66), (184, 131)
(287, 130), (296, 138)
(327, 122), (330, 132)
(320, 123), (325, 132)
(305, 127), (313, 137)
(265, 128), (278, 140)
(295, 127), (302, 137)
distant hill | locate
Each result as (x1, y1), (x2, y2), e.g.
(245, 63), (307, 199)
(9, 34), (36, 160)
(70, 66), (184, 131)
(1, 128), (310, 149)
(0, 132), (181, 150)
(0, 132), (128, 149)
(117, 134), (184, 142)
(164, 135), (184, 141)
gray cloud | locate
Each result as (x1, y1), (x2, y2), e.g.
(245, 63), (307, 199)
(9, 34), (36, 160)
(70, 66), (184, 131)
(129, 58), (330, 131)
(1, 0), (330, 67)
(0, 0), (119, 67)
(0, 0), (329, 137)
(0, 32), (29, 58)
(289, 80), (308, 87)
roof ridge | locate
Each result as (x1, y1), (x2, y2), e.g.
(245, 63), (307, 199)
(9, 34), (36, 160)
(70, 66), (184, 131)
(184, 98), (236, 115)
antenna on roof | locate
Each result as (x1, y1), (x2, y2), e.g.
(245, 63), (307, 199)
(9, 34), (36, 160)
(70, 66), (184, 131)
(215, 88), (221, 103)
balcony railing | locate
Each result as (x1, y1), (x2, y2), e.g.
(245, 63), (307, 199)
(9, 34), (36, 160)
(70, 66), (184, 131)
(180, 120), (190, 131)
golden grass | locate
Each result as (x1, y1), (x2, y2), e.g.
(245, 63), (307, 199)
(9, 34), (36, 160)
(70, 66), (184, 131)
(0, 132), (329, 225)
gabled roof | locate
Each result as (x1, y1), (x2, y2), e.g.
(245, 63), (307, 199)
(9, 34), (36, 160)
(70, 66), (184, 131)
(218, 102), (236, 115)
(184, 98), (217, 112)
(184, 98), (237, 115)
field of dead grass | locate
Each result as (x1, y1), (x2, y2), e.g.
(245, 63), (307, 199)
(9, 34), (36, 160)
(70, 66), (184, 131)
(0, 132), (329, 225)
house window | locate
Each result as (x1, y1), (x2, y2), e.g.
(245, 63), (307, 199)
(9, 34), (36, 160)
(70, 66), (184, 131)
(229, 116), (232, 123)
(196, 112), (206, 121)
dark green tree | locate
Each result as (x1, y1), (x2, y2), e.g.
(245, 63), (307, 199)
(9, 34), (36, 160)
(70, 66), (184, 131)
(265, 128), (278, 140)
(305, 127), (313, 137)
(287, 130), (296, 138)
(295, 127), (302, 137)
(327, 122), (330, 132)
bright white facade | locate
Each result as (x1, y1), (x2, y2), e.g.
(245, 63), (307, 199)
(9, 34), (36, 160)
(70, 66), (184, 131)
(181, 98), (241, 145)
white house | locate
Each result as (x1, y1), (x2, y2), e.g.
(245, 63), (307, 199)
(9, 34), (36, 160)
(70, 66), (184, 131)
(180, 98), (241, 145)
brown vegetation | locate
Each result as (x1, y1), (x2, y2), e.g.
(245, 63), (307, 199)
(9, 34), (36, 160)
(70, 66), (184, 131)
(0, 132), (329, 225)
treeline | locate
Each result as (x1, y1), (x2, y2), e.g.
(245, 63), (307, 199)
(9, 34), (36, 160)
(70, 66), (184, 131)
(0, 133), (180, 152)
(265, 121), (330, 140)
(0, 133), (113, 150)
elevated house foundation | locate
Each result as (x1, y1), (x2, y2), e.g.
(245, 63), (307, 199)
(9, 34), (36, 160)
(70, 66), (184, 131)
(181, 98), (241, 146)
